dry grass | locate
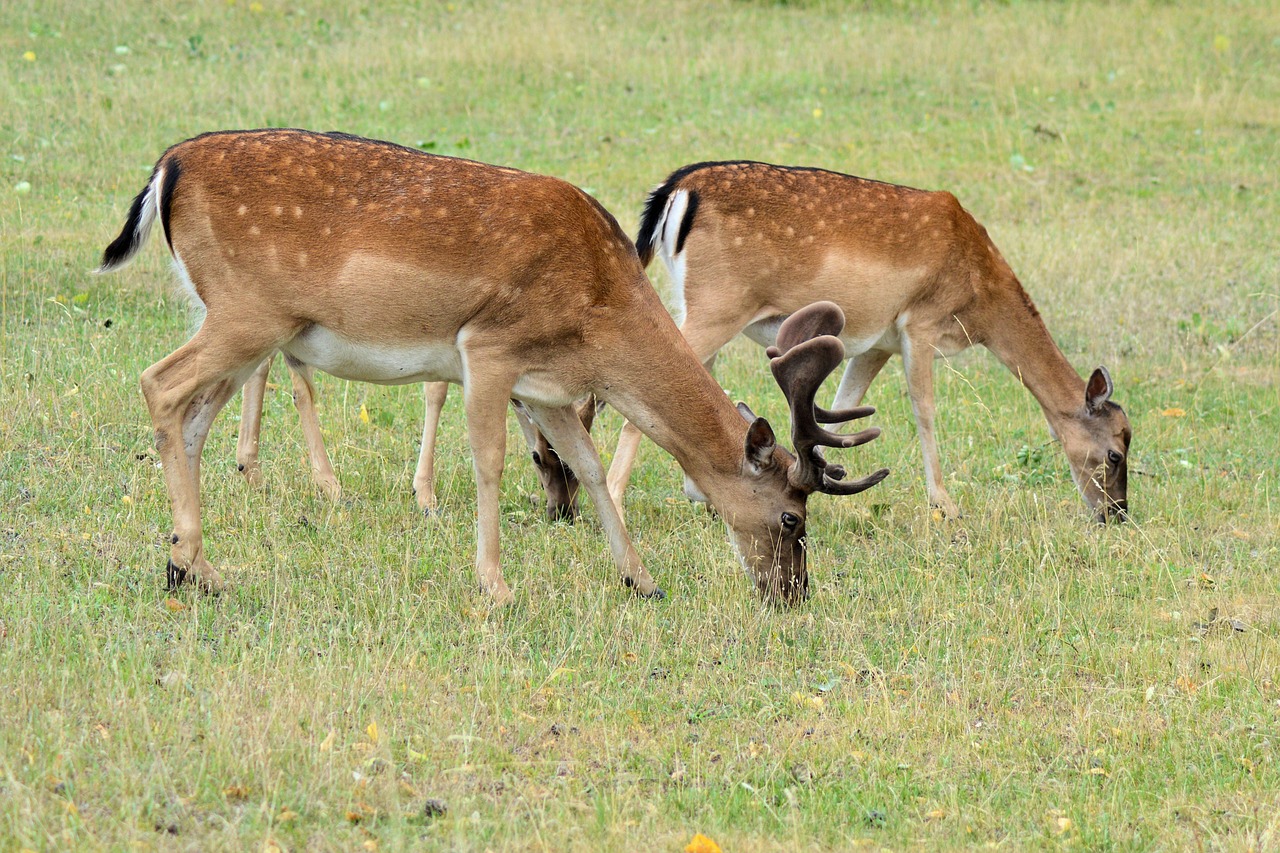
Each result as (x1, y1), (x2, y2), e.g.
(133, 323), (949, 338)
(1, 0), (1277, 849)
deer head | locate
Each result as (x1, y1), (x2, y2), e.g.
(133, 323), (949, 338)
(721, 301), (890, 603)
(513, 396), (602, 522)
(1061, 366), (1131, 523)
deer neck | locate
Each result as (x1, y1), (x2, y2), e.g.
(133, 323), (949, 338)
(597, 299), (749, 487)
(981, 283), (1086, 432)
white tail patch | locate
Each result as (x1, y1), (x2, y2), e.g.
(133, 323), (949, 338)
(657, 189), (691, 325)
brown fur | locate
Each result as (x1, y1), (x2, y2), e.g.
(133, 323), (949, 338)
(611, 161), (1130, 521)
(101, 132), (890, 604)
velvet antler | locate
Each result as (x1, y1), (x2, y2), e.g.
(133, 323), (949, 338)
(767, 301), (890, 495)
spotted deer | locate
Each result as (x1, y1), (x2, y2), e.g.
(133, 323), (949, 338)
(233, 362), (593, 523)
(98, 130), (888, 605)
(606, 161), (1130, 522)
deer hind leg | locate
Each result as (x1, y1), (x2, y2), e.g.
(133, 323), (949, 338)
(141, 321), (279, 592)
(831, 349), (892, 412)
(412, 381), (450, 516)
(235, 355), (274, 487)
(283, 355), (340, 500)
(528, 402), (663, 599)
(605, 315), (742, 508)
(461, 367), (516, 604)
(901, 331), (960, 518)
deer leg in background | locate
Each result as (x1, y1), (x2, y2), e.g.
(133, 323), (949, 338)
(830, 348), (892, 413)
(235, 355), (274, 487)
(412, 381), (450, 516)
(283, 355), (341, 501)
(900, 330), (960, 518)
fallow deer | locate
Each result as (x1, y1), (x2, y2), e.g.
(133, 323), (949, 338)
(234, 361), (591, 522)
(606, 161), (1130, 522)
(98, 130), (888, 605)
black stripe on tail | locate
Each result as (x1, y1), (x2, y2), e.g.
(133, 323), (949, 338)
(158, 160), (181, 249)
(634, 163), (712, 267)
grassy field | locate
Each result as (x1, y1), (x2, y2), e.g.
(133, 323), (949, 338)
(2, 0), (1278, 849)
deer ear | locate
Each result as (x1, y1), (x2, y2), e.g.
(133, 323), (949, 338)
(744, 417), (777, 472)
(735, 401), (757, 423)
(1085, 366), (1113, 413)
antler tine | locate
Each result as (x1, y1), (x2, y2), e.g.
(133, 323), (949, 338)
(767, 302), (888, 495)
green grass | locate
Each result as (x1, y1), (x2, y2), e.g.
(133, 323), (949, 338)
(2, 0), (1278, 849)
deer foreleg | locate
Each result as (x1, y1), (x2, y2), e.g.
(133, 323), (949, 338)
(462, 369), (515, 604)
(529, 403), (663, 599)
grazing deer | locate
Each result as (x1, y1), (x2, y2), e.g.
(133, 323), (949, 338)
(98, 130), (887, 604)
(606, 161), (1130, 522)
(234, 361), (593, 522)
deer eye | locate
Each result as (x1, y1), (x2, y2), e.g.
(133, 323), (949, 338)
(781, 512), (801, 531)
(1106, 450), (1123, 466)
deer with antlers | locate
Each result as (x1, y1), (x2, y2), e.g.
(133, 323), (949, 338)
(98, 130), (888, 604)
(233, 360), (593, 522)
(606, 161), (1131, 523)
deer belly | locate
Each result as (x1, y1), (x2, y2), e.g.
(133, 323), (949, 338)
(744, 315), (902, 357)
(284, 325), (462, 385)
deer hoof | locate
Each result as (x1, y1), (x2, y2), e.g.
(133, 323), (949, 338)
(622, 576), (666, 600)
(165, 559), (186, 590)
(166, 559), (225, 595)
(239, 462), (264, 487)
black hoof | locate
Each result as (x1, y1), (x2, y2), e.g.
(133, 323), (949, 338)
(622, 576), (666, 600)
(165, 559), (186, 590)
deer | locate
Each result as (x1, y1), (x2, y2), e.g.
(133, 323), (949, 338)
(233, 360), (594, 522)
(605, 161), (1130, 523)
(97, 130), (889, 605)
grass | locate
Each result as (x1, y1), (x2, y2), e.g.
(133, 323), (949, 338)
(2, 0), (1278, 849)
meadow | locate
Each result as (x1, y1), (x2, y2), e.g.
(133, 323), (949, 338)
(1, 0), (1277, 849)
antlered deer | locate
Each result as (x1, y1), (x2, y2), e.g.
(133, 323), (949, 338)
(606, 161), (1130, 522)
(98, 130), (888, 605)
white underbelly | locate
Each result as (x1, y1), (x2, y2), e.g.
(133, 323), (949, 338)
(284, 325), (463, 385)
